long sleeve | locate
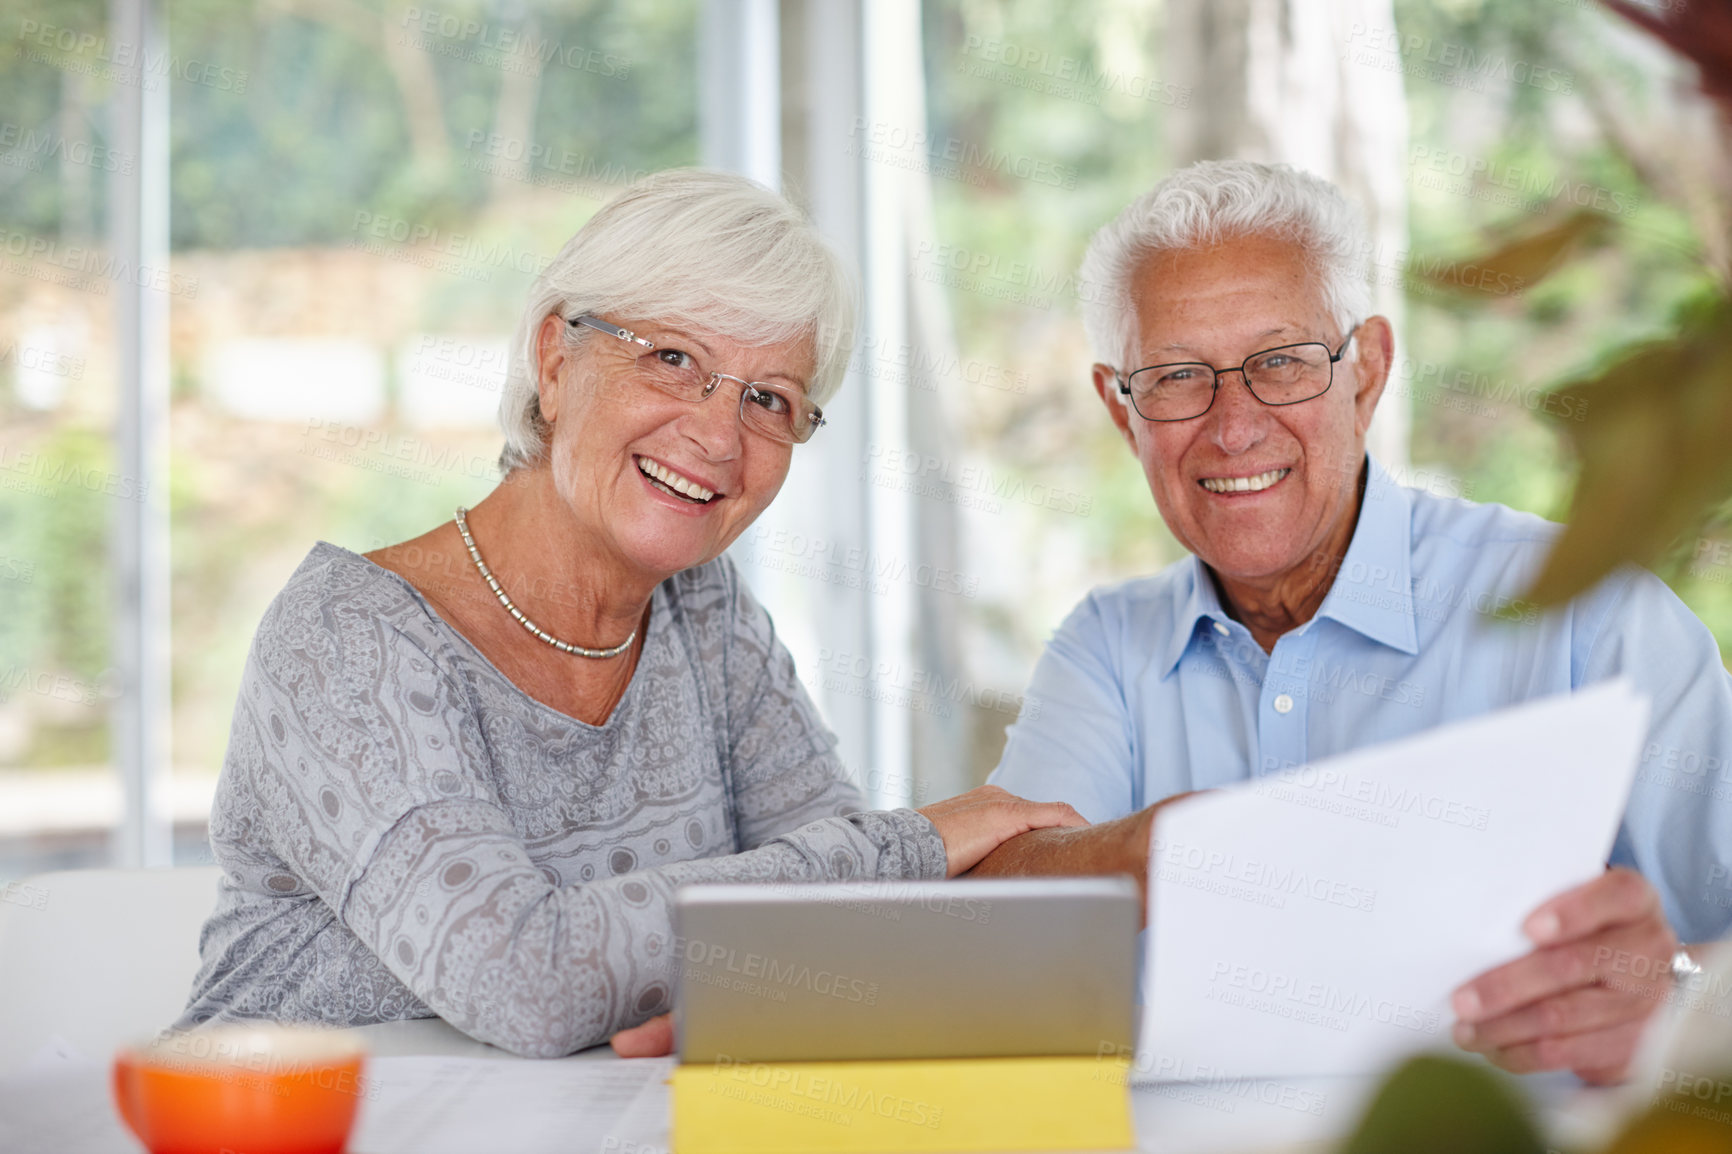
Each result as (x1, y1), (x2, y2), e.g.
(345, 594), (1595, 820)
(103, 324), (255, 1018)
(190, 549), (945, 1057)
(1577, 568), (1732, 943)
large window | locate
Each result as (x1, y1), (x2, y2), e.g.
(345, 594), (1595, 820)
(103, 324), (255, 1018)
(1, 0), (1722, 881)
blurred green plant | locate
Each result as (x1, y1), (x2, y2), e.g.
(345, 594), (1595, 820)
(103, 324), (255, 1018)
(1338, 1053), (1732, 1154)
(1404, 1), (1732, 607)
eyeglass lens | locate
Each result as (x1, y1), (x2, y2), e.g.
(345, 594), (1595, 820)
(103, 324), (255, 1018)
(1126, 342), (1336, 421)
(634, 350), (814, 443)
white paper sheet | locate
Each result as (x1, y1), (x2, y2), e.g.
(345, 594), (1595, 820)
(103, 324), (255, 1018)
(1139, 680), (1650, 1080)
(351, 1054), (673, 1154)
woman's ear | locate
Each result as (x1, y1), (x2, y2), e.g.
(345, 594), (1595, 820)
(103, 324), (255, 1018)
(535, 314), (570, 424)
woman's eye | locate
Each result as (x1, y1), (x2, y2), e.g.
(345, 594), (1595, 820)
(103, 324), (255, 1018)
(748, 388), (791, 414)
(656, 349), (696, 371)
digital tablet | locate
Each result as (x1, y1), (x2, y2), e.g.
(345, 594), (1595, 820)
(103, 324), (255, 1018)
(672, 876), (1138, 1063)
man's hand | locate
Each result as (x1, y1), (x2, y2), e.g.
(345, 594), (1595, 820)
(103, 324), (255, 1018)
(916, 785), (1090, 876)
(1451, 867), (1679, 1084)
(965, 793), (1200, 922)
(611, 1013), (673, 1057)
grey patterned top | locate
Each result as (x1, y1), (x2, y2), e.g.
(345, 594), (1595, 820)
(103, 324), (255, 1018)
(179, 543), (947, 1057)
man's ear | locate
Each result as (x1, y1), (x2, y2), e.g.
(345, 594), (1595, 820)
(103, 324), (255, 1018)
(1092, 363), (1139, 451)
(535, 314), (570, 424)
(1349, 316), (1395, 438)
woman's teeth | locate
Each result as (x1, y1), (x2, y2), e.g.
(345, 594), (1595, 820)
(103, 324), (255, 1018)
(1200, 468), (1290, 494)
(638, 456), (716, 503)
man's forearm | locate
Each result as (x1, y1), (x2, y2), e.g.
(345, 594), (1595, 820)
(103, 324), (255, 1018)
(965, 810), (1150, 882)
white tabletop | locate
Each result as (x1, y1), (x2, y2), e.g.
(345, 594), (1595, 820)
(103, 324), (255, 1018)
(341, 1017), (1628, 1154)
(0, 1014), (1640, 1154)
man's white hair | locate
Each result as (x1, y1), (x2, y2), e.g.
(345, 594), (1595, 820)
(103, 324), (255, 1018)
(1078, 159), (1372, 368)
(498, 168), (858, 473)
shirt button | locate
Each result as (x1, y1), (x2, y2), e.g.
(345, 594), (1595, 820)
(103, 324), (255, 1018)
(1213, 621), (1230, 636)
(1273, 693), (1295, 714)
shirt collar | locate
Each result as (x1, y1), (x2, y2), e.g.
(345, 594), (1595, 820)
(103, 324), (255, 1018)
(1315, 455), (1420, 656)
(1158, 453), (1418, 677)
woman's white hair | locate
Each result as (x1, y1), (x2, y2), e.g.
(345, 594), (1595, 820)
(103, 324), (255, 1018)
(498, 168), (858, 473)
(1078, 159), (1372, 368)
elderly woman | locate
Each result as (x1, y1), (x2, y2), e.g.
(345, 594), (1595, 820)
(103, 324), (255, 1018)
(181, 169), (1080, 1058)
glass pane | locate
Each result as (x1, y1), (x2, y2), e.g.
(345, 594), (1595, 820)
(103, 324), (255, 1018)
(0, 0), (125, 877)
(167, 0), (699, 865)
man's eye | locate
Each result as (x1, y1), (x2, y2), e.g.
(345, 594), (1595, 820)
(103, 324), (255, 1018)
(1260, 354), (1295, 370)
(656, 349), (696, 371)
(1159, 368), (1204, 385)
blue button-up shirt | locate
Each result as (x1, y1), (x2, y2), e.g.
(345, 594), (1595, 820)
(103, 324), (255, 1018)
(990, 456), (1732, 944)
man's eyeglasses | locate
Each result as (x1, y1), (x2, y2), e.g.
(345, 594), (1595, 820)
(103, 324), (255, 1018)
(1115, 327), (1359, 422)
(570, 315), (826, 445)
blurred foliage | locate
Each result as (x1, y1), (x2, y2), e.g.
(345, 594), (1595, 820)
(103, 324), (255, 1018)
(1338, 1055), (1545, 1154)
(1339, 1052), (1732, 1154)
(1393, 0), (1732, 643)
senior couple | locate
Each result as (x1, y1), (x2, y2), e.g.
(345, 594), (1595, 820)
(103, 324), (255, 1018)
(183, 163), (1732, 1083)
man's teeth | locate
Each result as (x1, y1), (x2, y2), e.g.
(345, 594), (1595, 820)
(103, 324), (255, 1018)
(637, 456), (716, 502)
(1200, 468), (1290, 494)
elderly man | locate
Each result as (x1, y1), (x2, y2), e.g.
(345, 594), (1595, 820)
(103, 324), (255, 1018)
(977, 159), (1732, 1084)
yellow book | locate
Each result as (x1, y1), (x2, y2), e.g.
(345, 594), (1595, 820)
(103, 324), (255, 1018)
(670, 1054), (1134, 1154)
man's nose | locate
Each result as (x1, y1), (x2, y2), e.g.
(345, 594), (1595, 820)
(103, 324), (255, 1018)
(1207, 371), (1273, 455)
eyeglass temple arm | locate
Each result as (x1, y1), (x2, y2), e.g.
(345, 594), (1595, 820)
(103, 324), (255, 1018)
(570, 314), (655, 350)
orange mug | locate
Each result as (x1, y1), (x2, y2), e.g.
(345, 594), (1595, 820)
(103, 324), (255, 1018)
(112, 1024), (367, 1154)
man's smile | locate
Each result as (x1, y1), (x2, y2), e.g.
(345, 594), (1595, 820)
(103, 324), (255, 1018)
(1198, 467), (1291, 495)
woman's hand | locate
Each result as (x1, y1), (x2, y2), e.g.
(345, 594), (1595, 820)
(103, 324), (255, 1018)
(610, 1013), (674, 1058)
(916, 785), (1090, 876)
